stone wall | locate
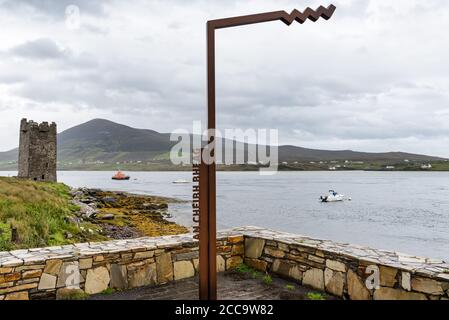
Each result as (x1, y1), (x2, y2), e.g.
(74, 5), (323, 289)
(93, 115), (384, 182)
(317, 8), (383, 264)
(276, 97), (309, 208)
(1, 227), (448, 300)
(18, 118), (57, 182)
(0, 233), (244, 300)
(235, 227), (449, 300)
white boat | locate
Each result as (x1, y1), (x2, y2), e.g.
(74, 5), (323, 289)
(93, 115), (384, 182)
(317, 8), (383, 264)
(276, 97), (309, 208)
(172, 179), (190, 184)
(320, 190), (350, 202)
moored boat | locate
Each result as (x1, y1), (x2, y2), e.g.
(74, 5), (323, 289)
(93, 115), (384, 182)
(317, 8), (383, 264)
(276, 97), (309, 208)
(172, 179), (190, 184)
(320, 190), (350, 202)
(112, 171), (130, 180)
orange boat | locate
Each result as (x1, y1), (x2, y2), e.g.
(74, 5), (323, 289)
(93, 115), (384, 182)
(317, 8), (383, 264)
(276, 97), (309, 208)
(112, 171), (130, 180)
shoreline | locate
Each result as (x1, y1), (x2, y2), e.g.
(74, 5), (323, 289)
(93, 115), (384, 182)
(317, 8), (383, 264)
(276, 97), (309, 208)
(3, 169), (449, 173)
(70, 187), (189, 240)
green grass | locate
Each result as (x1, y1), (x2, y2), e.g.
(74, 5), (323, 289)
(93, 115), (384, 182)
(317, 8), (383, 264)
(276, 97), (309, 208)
(237, 263), (262, 279)
(0, 222), (12, 250)
(58, 290), (90, 300)
(262, 275), (273, 285)
(236, 263), (273, 285)
(306, 292), (326, 300)
(101, 288), (117, 295)
(236, 263), (253, 274)
(285, 284), (296, 291)
(0, 177), (104, 251)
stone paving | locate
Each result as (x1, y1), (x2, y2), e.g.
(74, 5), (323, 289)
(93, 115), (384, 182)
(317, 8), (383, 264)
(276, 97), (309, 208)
(89, 271), (336, 300)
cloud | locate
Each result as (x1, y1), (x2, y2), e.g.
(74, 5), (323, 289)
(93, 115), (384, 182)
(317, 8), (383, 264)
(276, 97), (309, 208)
(10, 38), (69, 60)
(0, 0), (449, 157)
(0, 0), (106, 18)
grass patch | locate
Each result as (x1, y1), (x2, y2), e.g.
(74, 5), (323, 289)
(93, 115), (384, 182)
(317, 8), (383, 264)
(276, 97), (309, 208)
(236, 263), (273, 285)
(236, 263), (253, 274)
(58, 290), (90, 300)
(306, 292), (326, 300)
(251, 270), (263, 279)
(0, 222), (13, 251)
(101, 288), (117, 295)
(0, 177), (103, 251)
(262, 275), (273, 285)
(285, 284), (296, 291)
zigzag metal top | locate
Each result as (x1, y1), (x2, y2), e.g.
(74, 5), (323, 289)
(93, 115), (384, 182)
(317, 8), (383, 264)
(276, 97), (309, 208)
(208, 4), (336, 29)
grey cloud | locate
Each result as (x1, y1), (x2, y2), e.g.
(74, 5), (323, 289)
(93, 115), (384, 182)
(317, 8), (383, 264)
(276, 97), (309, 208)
(10, 38), (69, 60)
(0, 0), (106, 17)
(1, 0), (449, 156)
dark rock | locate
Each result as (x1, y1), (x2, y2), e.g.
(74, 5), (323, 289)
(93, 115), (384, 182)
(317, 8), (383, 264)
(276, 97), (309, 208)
(100, 224), (141, 239)
(102, 196), (117, 204)
(142, 203), (167, 210)
(98, 213), (114, 220)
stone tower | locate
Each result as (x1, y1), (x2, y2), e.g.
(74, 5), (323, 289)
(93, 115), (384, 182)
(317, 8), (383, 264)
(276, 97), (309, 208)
(18, 118), (57, 182)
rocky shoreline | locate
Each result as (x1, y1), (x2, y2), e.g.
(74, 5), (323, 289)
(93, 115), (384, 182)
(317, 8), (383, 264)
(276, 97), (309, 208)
(69, 188), (188, 240)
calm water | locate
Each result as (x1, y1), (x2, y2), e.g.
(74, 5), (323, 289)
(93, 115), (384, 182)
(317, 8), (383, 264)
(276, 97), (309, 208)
(1, 170), (448, 260)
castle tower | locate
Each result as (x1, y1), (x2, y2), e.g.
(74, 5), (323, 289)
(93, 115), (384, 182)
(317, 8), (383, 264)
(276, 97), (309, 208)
(18, 118), (57, 182)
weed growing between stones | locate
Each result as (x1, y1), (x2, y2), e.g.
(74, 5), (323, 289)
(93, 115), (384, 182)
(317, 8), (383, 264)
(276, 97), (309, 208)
(306, 292), (326, 300)
(263, 275), (273, 285)
(236, 263), (252, 274)
(236, 263), (274, 286)
(251, 270), (263, 279)
(101, 288), (117, 295)
(285, 284), (296, 291)
(57, 290), (90, 300)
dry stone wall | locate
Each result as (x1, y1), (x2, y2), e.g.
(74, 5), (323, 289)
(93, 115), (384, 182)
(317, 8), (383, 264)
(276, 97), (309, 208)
(0, 233), (244, 300)
(1, 226), (449, 300)
(234, 227), (449, 300)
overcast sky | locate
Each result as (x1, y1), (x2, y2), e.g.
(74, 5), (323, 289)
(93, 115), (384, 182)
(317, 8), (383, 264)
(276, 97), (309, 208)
(1, 0), (449, 156)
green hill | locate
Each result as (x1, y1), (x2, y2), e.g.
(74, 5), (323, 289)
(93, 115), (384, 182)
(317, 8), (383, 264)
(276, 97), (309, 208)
(57, 118), (174, 163)
(0, 118), (445, 169)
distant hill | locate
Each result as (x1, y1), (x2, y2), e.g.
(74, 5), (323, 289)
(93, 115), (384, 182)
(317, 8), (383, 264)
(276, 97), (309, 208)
(0, 118), (445, 166)
(278, 145), (443, 162)
(0, 149), (17, 162)
(57, 119), (174, 162)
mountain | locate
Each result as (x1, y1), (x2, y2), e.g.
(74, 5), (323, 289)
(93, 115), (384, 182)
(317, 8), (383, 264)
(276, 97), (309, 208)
(0, 118), (445, 165)
(0, 149), (17, 162)
(57, 119), (174, 162)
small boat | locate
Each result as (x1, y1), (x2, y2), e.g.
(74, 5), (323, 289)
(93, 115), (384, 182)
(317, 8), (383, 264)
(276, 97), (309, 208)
(320, 190), (350, 202)
(112, 171), (130, 180)
(172, 179), (190, 184)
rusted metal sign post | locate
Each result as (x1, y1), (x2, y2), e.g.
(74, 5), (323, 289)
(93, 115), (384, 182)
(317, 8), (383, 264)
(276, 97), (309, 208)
(199, 4), (337, 300)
